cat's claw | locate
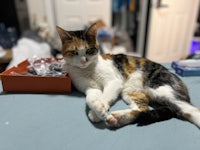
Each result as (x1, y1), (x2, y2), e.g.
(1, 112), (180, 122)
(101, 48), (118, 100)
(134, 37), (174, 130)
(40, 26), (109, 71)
(88, 110), (101, 123)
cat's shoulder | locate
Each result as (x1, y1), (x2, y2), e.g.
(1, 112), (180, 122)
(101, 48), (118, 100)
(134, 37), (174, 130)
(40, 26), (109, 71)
(101, 53), (113, 60)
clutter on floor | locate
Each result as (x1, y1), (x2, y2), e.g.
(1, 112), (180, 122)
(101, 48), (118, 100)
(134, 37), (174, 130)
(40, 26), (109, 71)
(91, 19), (135, 55)
(0, 48), (12, 73)
(0, 23), (18, 49)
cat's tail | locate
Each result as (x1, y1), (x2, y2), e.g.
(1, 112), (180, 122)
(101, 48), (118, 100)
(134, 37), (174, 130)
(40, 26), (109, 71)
(136, 100), (200, 129)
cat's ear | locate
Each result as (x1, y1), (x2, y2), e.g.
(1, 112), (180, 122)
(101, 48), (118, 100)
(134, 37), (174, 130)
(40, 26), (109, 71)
(85, 23), (97, 43)
(56, 26), (72, 43)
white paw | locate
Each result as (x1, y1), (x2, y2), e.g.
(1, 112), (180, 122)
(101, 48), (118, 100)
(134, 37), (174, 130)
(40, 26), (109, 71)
(106, 110), (137, 127)
(92, 101), (109, 120)
(88, 110), (101, 123)
(106, 111), (125, 127)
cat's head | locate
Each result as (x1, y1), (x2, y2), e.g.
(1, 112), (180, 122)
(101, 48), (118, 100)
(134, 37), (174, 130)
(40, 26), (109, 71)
(56, 23), (99, 69)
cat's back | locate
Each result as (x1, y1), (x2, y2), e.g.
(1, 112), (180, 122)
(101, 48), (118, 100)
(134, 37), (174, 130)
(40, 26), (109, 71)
(101, 53), (149, 77)
(101, 53), (175, 85)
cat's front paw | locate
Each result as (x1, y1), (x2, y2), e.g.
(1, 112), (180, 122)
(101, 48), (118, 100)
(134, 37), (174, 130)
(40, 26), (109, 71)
(88, 110), (101, 123)
(92, 101), (109, 120)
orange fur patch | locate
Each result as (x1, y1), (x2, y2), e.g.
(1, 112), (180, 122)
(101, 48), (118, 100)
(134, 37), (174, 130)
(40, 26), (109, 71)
(101, 54), (113, 60)
(128, 92), (149, 111)
(139, 58), (147, 67)
(130, 110), (140, 118)
(123, 57), (137, 77)
(183, 113), (192, 121)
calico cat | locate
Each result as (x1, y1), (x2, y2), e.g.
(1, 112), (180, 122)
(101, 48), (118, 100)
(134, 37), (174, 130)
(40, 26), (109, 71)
(56, 23), (200, 129)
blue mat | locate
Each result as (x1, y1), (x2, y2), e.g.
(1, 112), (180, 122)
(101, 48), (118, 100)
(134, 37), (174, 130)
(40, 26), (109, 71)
(0, 65), (200, 150)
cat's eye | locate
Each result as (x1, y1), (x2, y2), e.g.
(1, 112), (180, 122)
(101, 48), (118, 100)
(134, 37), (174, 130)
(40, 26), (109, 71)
(70, 51), (78, 56)
(86, 48), (97, 55)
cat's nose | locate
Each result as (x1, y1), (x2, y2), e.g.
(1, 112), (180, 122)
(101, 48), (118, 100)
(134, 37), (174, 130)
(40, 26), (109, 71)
(80, 56), (87, 64)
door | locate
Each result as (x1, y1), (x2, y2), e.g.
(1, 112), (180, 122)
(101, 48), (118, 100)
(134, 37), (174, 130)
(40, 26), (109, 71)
(54, 0), (111, 30)
(146, 0), (200, 62)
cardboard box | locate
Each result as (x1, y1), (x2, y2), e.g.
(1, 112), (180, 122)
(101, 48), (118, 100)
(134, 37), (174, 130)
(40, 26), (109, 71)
(0, 59), (71, 93)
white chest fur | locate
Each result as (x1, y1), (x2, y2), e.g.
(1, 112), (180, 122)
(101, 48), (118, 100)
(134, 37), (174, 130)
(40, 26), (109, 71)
(66, 56), (122, 93)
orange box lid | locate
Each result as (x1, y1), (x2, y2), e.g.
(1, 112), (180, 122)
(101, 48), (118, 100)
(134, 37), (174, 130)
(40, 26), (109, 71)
(0, 59), (71, 93)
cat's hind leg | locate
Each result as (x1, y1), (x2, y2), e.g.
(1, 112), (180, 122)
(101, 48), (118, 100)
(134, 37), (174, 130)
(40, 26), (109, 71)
(106, 91), (149, 128)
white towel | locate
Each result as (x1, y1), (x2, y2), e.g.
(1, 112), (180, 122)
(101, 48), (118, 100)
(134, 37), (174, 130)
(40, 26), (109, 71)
(177, 59), (200, 68)
(7, 38), (51, 69)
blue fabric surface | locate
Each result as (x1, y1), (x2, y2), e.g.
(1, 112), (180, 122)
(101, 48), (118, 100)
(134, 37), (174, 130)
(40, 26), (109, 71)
(0, 65), (200, 150)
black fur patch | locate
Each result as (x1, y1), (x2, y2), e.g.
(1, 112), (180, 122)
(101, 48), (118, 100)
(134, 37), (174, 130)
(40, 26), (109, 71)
(136, 107), (176, 126)
(113, 54), (128, 75)
(68, 30), (86, 40)
(143, 61), (173, 88)
(135, 59), (141, 68)
(143, 60), (190, 102)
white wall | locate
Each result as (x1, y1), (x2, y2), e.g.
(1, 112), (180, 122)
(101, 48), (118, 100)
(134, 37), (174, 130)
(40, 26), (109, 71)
(26, 0), (46, 29)
(26, 0), (111, 35)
